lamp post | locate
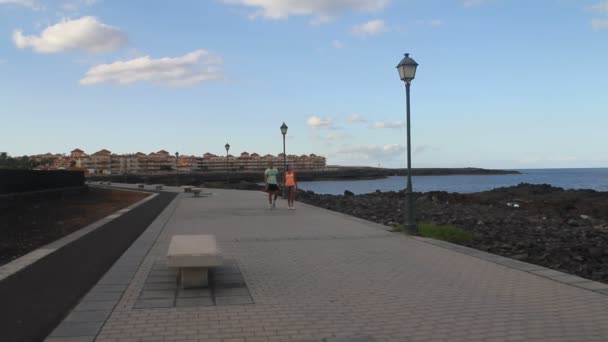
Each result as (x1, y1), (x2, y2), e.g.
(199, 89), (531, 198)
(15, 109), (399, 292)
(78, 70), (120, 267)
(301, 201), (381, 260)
(396, 53), (419, 234)
(225, 143), (230, 184)
(280, 123), (288, 197)
(175, 152), (179, 186)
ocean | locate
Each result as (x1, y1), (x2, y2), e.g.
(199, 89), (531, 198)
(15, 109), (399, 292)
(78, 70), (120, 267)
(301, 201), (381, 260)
(297, 168), (608, 195)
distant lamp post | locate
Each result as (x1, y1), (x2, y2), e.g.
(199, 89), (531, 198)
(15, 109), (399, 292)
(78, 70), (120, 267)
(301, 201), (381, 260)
(396, 53), (419, 234)
(225, 143), (230, 184)
(175, 151), (179, 186)
(280, 123), (288, 197)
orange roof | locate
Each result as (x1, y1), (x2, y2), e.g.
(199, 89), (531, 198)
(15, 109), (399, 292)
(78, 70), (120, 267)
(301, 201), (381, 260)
(71, 148), (84, 153)
(92, 149), (111, 156)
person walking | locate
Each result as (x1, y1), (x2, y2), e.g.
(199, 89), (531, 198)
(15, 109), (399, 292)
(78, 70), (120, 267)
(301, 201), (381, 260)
(264, 161), (280, 209)
(284, 164), (297, 210)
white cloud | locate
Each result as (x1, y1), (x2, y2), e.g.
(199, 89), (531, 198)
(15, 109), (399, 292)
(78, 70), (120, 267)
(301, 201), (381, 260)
(332, 39), (344, 49)
(338, 144), (405, 160)
(80, 50), (223, 86)
(592, 18), (608, 29)
(463, 0), (487, 7)
(586, 2), (608, 12)
(348, 113), (366, 122)
(368, 121), (404, 129)
(13, 16), (127, 53)
(222, 0), (389, 21)
(350, 19), (389, 36)
(0, 59), (6, 64)
(0, 0), (37, 8)
(306, 115), (338, 129)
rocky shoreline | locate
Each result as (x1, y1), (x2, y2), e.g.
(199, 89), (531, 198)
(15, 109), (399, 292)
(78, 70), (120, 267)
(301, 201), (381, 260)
(296, 184), (608, 283)
(90, 167), (519, 185)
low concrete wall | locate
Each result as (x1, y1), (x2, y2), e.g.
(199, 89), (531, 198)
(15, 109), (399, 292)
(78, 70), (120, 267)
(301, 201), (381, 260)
(0, 170), (85, 194)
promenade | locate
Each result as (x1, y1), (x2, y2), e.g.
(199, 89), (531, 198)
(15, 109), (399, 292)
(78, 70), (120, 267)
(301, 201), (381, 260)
(47, 185), (608, 342)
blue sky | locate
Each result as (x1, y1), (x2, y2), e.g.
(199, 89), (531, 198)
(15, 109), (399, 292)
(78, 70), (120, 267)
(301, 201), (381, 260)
(1, 0), (607, 168)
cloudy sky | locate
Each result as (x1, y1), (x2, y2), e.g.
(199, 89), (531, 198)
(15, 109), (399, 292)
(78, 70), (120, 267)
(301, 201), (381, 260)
(1, 0), (607, 168)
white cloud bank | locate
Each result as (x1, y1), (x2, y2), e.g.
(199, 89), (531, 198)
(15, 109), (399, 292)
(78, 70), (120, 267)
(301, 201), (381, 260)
(338, 144), (405, 160)
(306, 115), (338, 129)
(368, 121), (404, 129)
(350, 19), (389, 36)
(222, 0), (389, 21)
(80, 50), (223, 86)
(13, 16), (126, 53)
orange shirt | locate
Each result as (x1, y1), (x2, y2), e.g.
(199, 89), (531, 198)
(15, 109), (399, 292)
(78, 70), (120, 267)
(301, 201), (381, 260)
(285, 171), (296, 186)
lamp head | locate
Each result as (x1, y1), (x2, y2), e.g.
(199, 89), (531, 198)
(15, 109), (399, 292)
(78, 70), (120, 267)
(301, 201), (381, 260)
(396, 53), (418, 82)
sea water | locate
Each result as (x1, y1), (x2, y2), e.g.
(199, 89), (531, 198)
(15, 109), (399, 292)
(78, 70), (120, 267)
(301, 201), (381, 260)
(297, 168), (608, 195)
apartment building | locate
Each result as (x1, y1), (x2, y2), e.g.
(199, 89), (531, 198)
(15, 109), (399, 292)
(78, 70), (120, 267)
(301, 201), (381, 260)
(29, 148), (326, 174)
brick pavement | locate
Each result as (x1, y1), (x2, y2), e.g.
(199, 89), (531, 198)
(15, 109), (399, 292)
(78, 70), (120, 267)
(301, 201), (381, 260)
(50, 186), (608, 342)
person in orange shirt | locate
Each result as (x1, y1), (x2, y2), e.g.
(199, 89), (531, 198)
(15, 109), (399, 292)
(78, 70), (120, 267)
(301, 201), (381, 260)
(284, 164), (297, 210)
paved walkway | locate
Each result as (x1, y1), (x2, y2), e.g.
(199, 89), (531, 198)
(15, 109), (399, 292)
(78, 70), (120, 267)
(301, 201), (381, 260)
(49, 186), (608, 342)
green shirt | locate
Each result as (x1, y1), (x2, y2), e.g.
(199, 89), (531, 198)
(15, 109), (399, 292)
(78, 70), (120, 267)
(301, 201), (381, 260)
(265, 168), (279, 184)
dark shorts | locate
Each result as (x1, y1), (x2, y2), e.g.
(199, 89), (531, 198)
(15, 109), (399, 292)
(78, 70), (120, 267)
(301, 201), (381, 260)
(267, 184), (279, 192)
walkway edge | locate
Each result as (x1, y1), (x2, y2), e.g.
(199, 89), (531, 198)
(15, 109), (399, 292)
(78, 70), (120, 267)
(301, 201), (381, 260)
(45, 193), (182, 342)
(410, 236), (608, 296)
(0, 190), (158, 283)
(295, 197), (608, 297)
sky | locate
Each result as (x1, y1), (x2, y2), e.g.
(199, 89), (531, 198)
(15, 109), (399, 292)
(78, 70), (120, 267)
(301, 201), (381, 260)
(1, 0), (607, 169)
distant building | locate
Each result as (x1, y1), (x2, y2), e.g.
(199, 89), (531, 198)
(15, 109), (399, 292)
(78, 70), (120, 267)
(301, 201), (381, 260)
(26, 148), (326, 174)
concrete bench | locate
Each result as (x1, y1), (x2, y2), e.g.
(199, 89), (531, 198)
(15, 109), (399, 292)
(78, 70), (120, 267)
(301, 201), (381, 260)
(136, 183), (145, 189)
(182, 186), (193, 193)
(192, 188), (202, 197)
(167, 235), (222, 288)
(153, 184), (163, 190)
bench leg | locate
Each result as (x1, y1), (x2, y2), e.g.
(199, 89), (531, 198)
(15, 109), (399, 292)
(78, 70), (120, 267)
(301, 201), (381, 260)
(180, 267), (208, 288)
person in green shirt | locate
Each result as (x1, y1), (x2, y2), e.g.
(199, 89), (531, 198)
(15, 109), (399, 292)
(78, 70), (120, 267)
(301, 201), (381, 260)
(264, 161), (280, 209)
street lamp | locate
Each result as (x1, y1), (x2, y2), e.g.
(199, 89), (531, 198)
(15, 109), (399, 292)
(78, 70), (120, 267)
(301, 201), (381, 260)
(225, 143), (230, 184)
(175, 151), (179, 186)
(396, 53), (419, 234)
(280, 123), (288, 197)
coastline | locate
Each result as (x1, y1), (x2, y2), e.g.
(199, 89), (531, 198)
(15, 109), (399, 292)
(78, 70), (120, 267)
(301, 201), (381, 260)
(89, 167), (520, 185)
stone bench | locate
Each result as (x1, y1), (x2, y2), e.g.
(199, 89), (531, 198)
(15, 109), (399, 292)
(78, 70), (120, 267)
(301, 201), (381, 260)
(152, 184), (163, 190)
(167, 235), (222, 288)
(182, 186), (193, 193)
(136, 183), (145, 189)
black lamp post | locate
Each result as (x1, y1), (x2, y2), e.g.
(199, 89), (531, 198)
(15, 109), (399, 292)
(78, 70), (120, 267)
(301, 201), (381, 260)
(396, 53), (419, 234)
(280, 123), (288, 197)
(175, 151), (179, 186)
(225, 143), (230, 184)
